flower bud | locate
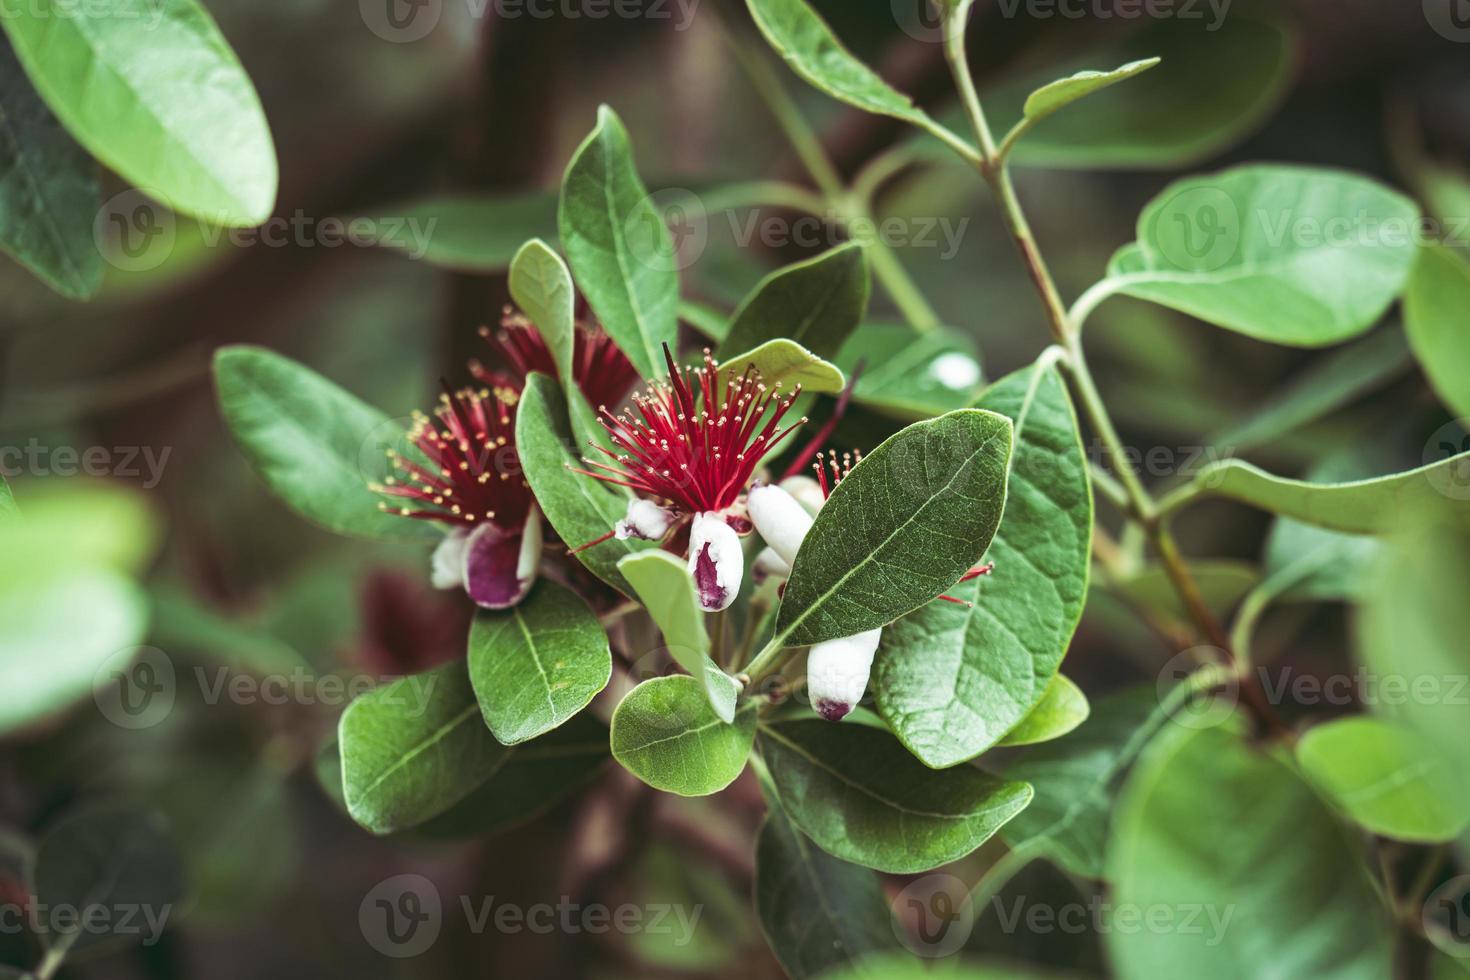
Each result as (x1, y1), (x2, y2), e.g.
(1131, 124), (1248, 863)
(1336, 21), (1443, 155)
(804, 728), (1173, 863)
(616, 497), (674, 541)
(752, 546), (792, 582)
(688, 511), (743, 611)
(779, 474), (827, 516)
(807, 628), (882, 722)
(748, 483), (814, 567)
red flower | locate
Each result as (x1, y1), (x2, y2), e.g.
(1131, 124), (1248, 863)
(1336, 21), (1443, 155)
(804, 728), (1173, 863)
(474, 311), (640, 409)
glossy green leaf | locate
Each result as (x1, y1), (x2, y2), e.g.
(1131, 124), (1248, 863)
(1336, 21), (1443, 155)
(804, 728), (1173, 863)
(0, 41), (100, 299)
(618, 550), (741, 724)
(1108, 722), (1395, 979)
(365, 193), (556, 271)
(558, 106), (677, 379)
(214, 346), (428, 541)
(1020, 58), (1162, 125)
(874, 365), (1089, 767)
(1405, 243), (1470, 418)
(339, 662), (508, 835)
(516, 372), (653, 594)
(1000, 688), (1170, 878)
(509, 238), (576, 385)
(760, 719), (1031, 873)
(1296, 717), (1467, 843)
(834, 321), (984, 420)
(610, 676), (756, 796)
(997, 675), (1089, 748)
(1, 0), (276, 225)
(1104, 165), (1419, 346)
(775, 409), (1012, 648)
(718, 338), (845, 395)
(717, 243), (870, 361)
(33, 805), (185, 953)
(755, 797), (899, 978)
(468, 580), (611, 746)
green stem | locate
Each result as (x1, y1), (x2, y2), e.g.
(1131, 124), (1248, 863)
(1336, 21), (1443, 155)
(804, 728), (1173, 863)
(742, 636), (793, 687)
(863, 235), (941, 330)
(968, 846), (1035, 910)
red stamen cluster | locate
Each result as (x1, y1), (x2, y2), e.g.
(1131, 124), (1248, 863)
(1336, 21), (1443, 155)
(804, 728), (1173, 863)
(574, 346), (806, 516)
(473, 311), (640, 410)
(373, 386), (532, 530)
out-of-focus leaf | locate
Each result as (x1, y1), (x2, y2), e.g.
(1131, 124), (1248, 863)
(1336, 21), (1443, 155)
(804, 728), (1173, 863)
(149, 586), (310, 675)
(1, 0), (276, 225)
(0, 41), (100, 299)
(1108, 560), (1260, 621)
(1405, 243), (1470, 419)
(363, 193), (556, 271)
(997, 675), (1089, 747)
(1019, 58), (1162, 126)
(834, 322), (984, 420)
(758, 719), (1032, 873)
(717, 243), (869, 361)
(717, 338), (845, 394)
(610, 676), (755, 796)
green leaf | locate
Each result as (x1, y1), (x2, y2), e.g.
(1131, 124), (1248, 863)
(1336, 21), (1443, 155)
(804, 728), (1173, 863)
(33, 805), (185, 954)
(717, 243), (870, 361)
(1000, 688), (1171, 878)
(468, 580), (611, 746)
(744, 0), (970, 153)
(718, 338), (845, 395)
(1210, 327), (1413, 451)
(149, 585), (310, 676)
(758, 719), (1031, 873)
(339, 662), (508, 835)
(0, 474), (13, 517)
(0, 41), (100, 299)
(873, 365), (1089, 768)
(774, 409), (1012, 649)
(1296, 717), (1468, 843)
(755, 797), (899, 978)
(618, 550), (741, 724)
(1, 0), (276, 225)
(1162, 453), (1470, 533)
(1020, 58), (1162, 125)
(1105, 165), (1419, 347)
(558, 106), (677, 379)
(1405, 243), (1470, 418)
(834, 322), (984, 420)
(213, 345), (429, 541)
(364, 193), (556, 271)
(997, 675), (1089, 748)
(518, 372), (652, 595)
(610, 675), (756, 796)
(510, 239), (577, 385)
(975, 14), (1294, 171)
(820, 956), (1054, 980)
(1108, 722), (1394, 979)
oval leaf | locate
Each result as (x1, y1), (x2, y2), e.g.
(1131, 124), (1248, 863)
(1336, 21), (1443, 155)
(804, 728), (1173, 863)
(997, 675), (1089, 748)
(468, 580), (611, 746)
(610, 675), (756, 797)
(834, 321), (984, 420)
(2, 0), (277, 225)
(1021, 58), (1162, 124)
(1404, 243), (1470, 419)
(775, 409), (1012, 648)
(717, 243), (870, 361)
(510, 239), (577, 384)
(718, 338), (845, 395)
(364, 193), (555, 271)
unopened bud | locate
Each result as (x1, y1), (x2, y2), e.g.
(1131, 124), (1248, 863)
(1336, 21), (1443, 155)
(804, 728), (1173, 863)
(748, 483), (813, 567)
(808, 628), (882, 722)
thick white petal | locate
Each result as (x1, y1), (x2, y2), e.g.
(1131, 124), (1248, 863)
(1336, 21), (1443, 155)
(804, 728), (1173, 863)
(747, 483), (813, 567)
(430, 528), (470, 590)
(779, 474), (827, 516)
(753, 545), (792, 582)
(688, 511), (744, 611)
(616, 497), (674, 541)
(807, 628), (883, 722)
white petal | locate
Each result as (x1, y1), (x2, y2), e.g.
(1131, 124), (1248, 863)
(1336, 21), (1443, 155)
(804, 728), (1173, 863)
(779, 474), (827, 515)
(616, 498), (675, 541)
(688, 511), (744, 611)
(516, 502), (544, 583)
(752, 546), (792, 582)
(430, 528), (470, 590)
(747, 483), (813, 567)
(807, 628), (882, 722)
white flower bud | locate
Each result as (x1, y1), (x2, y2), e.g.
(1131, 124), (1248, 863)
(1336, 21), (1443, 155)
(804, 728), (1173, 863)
(807, 628), (882, 722)
(779, 474), (827, 516)
(430, 528), (470, 589)
(752, 546), (792, 582)
(688, 511), (743, 611)
(616, 498), (675, 541)
(748, 483), (813, 567)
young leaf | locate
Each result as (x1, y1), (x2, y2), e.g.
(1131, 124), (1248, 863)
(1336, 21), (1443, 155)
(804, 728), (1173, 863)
(339, 662), (509, 835)
(758, 719), (1032, 874)
(997, 675), (1090, 748)
(516, 372), (653, 595)
(744, 0), (970, 153)
(774, 409), (1012, 648)
(618, 550), (741, 724)
(1020, 58), (1162, 125)
(558, 106), (677, 379)
(509, 239), (577, 386)
(0, 41), (101, 300)
(1108, 722), (1394, 979)
(363, 193), (556, 271)
(834, 322), (984, 420)
(755, 798), (900, 977)
(874, 365), (1090, 768)
(468, 580), (611, 746)
(716, 243), (870, 361)
(1296, 717), (1467, 844)
(1104, 165), (1419, 347)
(717, 338), (845, 395)
(1, 0), (276, 225)
(1404, 243), (1470, 418)
(213, 345), (428, 541)
(610, 676), (756, 796)
(33, 805), (185, 954)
